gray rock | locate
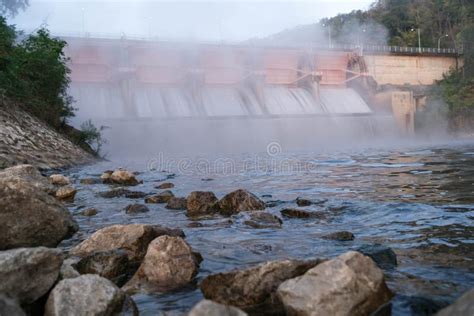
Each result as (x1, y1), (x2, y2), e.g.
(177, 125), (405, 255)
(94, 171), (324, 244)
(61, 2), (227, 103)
(323, 231), (355, 241)
(74, 249), (131, 286)
(437, 289), (474, 316)
(280, 208), (326, 219)
(189, 300), (247, 316)
(0, 178), (78, 249)
(218, 189), (265, 216)
(44, 274), (138, 316)
(186, 191), (220, 217)
(244, 212), (282, 229)
(125, 204), (150, 214)
(155, 182), (174, 189)
(70, 224), (184, 263)
(0, 247), (63, 305)
(277, 251), (393, 316)
(166, 197), (187, 210)
(0, 294), (26, 316)
(357, 244), (397, 269)
(59, 257), (81, 280)
(80, 207), (98, 216)
(123, 236), (201, 293)
(200, 258), (322, 314)
(145, 190), (174, 203)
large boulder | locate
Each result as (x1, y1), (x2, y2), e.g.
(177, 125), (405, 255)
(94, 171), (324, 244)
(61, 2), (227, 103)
(186, 191), (220, 217)
(189, 300), (247, 316)
(0, 294), (25, 316)
(44, 274), (138, 316)
(110, 169), (139, 186)
(277, 251), (393, 316)
(0, 247), (63, 305)
(437, 289), (474, 316)
(123, 236), (202, 293)
(70, 224), (184, 263)
(218, 189), (265, 216)
(200, 259), (322, 314)
(0, 177), (78, 249)
(0, 164), (54, 194)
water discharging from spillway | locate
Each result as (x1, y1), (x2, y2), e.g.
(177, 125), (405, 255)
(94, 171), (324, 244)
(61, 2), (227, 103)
(70, 82), (400, 158)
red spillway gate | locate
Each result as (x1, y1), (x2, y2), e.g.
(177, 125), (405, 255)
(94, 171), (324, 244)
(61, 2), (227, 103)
(64, 37), (357, 88)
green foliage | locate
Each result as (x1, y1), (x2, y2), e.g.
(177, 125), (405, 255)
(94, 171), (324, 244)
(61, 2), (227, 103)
(0, 0), (28, 17)
(78, 120), (107, 154)
(0, 16), (103, 155)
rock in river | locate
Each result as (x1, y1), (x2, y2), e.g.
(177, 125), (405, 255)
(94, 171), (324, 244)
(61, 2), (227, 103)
(357, 244), (397, 269)
(0, 247), (63, 305)
(124, 236), (202, 293)
(44, 274), (138, 316)
(189, 300), (248, 316)
(125, 204), (150, 214)
(323, 231), (355, 241)
(74, 249), (131, 286)
(437, 288), (474, 316)
(200, 258), (322, 314)
(244, 212), (282, 229)
(218, 189), (265, 216)
(49, 174), (70, 186)
(166, 197), (188, 210)
(110, 169), (139, 186)
(70, 224), (184, 263)
(277, 251), (393, 316)
(80, 207), (98, 216)
(280, 208), (326, 220)
(155, 182), (174, 189)
(55, 186), (77, 202)
(0, 177), (78, 249)
(145, 190), (174, 203)
(186, 191), (220, 217)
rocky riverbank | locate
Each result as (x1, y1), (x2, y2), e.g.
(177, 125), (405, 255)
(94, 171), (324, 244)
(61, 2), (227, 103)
(0, 164), (472, 315)
(0, 102), (94, 169)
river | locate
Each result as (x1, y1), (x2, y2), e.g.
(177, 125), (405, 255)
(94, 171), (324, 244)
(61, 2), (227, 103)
(59, 140), (474, 315)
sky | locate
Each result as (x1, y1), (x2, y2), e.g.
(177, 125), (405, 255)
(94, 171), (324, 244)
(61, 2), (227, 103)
(8, 0), (374, 42)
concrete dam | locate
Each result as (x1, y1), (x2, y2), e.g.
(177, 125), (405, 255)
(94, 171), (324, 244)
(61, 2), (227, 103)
(64, 37), (460, 156)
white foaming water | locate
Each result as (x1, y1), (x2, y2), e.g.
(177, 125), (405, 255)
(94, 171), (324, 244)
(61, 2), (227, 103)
(69, 82), (399, 158)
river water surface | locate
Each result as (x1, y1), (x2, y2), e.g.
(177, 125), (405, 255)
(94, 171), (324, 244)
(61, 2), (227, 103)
(59, 141), (474, 315)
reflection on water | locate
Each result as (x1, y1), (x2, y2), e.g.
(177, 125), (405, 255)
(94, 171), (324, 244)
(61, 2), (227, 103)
(61, 142), (474, 315)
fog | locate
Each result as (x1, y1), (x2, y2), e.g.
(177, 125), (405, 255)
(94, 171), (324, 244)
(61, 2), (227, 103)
(9, 0), (442, 161)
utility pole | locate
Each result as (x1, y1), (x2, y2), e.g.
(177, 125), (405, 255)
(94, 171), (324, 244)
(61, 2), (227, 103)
(438, 34), (448, 50)
(411, 28), (421, 52)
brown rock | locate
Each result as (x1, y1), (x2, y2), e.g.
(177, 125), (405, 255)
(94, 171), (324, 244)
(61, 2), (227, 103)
(244, 212), (282, 229)
(70, 224), (184, 263)
(0, 164), (54, 194)
(200, 259), (322, 313)
(80, 178), (100, 185)
(277, 251), (393, 316)
(0, 178), (78, 249)
(145, 190), (174, 203)
(166, 197), (187, 210)
(218, 189), (265, 216)
(323, 231), (355, 241)
(123, 236), (202, 293)
(55, 186), (77, 201)
(100, 171), (113, 184)
(186, 191), (220, 217)
(280, 208), (326, 219)
(125, 204), (150, 214)
(155, 182), (174, 189)
(49, 174), (70, 186)
(110, 169), (139, 186)
(80, 207), (98, 216)
(296, 198), (312, 207)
